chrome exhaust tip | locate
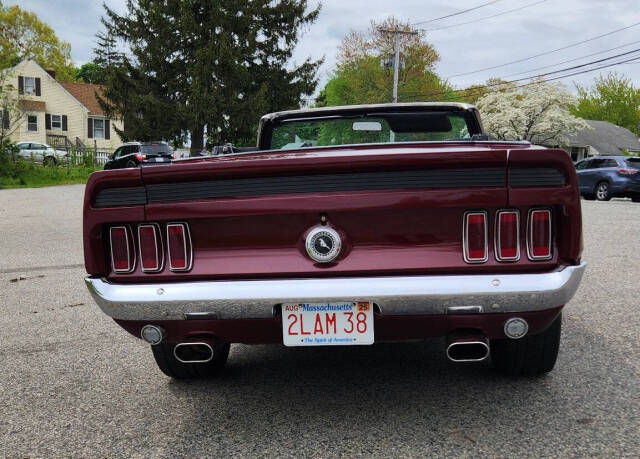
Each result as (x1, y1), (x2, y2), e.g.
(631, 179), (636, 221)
(173, 342), (214, 363)
(446, 337), (490, 362)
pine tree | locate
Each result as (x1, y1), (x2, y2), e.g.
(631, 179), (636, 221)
(99, 0), (322, 151)
(93, 31), (122, 69)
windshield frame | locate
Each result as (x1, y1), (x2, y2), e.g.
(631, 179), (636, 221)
(258, 105), (484, 151)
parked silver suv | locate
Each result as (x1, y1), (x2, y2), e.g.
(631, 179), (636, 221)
(16, 142), (68, 166)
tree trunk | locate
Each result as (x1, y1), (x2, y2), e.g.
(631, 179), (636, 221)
(190, 125), (204, 157)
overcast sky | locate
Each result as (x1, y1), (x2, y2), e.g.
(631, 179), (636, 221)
(9, 0), (640, 95)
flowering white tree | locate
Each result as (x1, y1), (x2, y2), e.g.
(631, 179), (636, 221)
(476, 79), (589, 145)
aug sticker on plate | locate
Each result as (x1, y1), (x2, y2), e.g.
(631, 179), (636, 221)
(282, 302), (374, 346)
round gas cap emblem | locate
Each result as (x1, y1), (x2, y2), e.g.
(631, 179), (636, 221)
(305, 226), (342, 263)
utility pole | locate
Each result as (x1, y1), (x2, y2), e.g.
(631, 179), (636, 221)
(379, 28), (419, 104)
(392, 34), (400, 103)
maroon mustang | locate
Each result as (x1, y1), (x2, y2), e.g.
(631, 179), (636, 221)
(83, 103), (586, 379)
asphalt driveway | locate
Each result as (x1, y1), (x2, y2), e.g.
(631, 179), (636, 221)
(0, 185), (638, 457)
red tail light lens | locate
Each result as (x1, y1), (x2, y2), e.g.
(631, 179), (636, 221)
(463, 211), (488, 263)
(138, 224), (163, 272)
(618, 168), (638, 175)
(135, 154), (147, 162)
(528, 209), (552, 260)
(496, 210), (520, 261)
(167, 223), (192, 271)
(109, 226), (134, 273)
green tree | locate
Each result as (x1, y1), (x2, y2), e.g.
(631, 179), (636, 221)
(74, 62), (106, 84)
(0, 68), (27, 143)
(319, 17), (455, 106)
(572, 72), (640, 134)
(0, 2), (75, 79)
(93, 31), (122, 69)
(100, 0), (322, 151)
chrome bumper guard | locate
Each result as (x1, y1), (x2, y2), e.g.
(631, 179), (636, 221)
(85, 263), (586, 321)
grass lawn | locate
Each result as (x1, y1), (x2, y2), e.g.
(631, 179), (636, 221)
(0, 164), (101, 188)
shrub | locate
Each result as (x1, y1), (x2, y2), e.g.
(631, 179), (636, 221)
(0, 140), (101, 188)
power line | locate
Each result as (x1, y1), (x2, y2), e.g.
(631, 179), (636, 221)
(477, 47), (640, 86)
(406, 52), (640, 100)
(412, 0), (504, 26)
(501, 39), (640, 79)
(446, 20), (640, 78)
(423, 0), (548, 32)
(300, 51), (639, 104)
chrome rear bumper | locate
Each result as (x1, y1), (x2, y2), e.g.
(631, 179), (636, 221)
(85, 263), (586, 321)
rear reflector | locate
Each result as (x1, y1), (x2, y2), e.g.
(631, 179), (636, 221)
(109, 226), (134, 273)
(138, 224), (163, 272)
(167, 223), (192, 271)
(496, 210), (520, 261)
(528, 209), (552, 260)
(463, 211), (488, 263)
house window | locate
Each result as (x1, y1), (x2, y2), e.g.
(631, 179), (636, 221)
(27, 115), (38, 132)
(24, 77), (36, 95)
(51, 114), (62, 130)
(93, 119), (105, 138)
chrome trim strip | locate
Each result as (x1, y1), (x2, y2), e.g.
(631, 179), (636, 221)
(527, 209), (553, 261)
(109, 226), (135, 274)
(447, 305), (483, 314)
(138, 224), (164, 273)
(184, 312), (219, 320)
(463, 211), (488, 264)
(85, 262), (586, 321)
(495, 210), (520, 262)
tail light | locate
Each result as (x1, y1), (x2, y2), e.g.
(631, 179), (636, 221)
(135, 154), (147, 162)
(166, 222), (193, 271)
(138, 224), (163, 272)
(109, 226), (135, 273)
(463, 211), (488, 263)
(618, 168), (638, 175)
(527, 209), (552, 260)
(495, 210), (520, 261)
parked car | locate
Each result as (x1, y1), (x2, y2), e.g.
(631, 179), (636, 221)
(83, 102), (585, 379)
(575, 156), (640, 201)
(104, 141), (174, 170)
(15, 142), (68, 166)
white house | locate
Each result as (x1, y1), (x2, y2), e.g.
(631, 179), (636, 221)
(5, 60), (123, 150)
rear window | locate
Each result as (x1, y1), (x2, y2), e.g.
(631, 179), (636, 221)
(140, 144), (172, 155)
(623, 158), (640, 169)
(269, 112), (472, 150)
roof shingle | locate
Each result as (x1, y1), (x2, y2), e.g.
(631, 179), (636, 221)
(567, 120), (640, 155)
(59, 82), (107, 116)
(18, 100), (46, 111)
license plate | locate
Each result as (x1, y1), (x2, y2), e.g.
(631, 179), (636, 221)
(282, 302), (374, 346)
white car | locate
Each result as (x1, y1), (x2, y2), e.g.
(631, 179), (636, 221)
(15, 142), (68, 166)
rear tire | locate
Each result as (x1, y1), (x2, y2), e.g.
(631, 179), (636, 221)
(151, 341), (230, 379)
(43, 156), (56, 167)
(595, 181), (611, 201)
(632, 196), (640, 203)
(490, 313), (562, 376)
